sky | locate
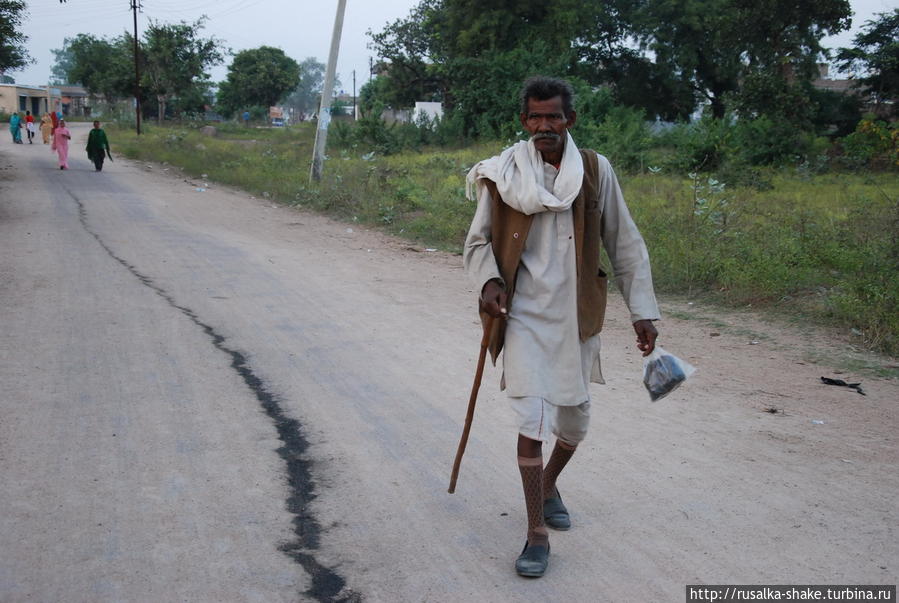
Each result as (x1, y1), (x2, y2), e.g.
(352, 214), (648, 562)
(8, 0), (898, 90)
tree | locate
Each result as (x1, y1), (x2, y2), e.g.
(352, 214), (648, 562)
(61, 33), (134, 102)
(368, 0), (851, 135)
(638, 0), (851, 120)
(809, 86), (861, 137)
(282, 57), (327, 118)
(836, 9), (899, 117)
(366, 0), (445, 109)
(141, 18), (224, 123)
(367, 0), (696, 127)
(442, 43), (572, 137)
(571, 0), (697, 121)
(0, 0), (30, 74)
(217, 46), (300, 116)
(50, 38), (76, 85)
(425, 0), (579, 59)
(368, 0), (584, 135)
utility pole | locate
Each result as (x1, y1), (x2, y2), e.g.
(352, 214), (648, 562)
(309, 0), (346, 182)
(352, 69), (356, 121)
(131, 0), (142, 135)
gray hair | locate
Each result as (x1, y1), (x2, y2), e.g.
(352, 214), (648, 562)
(520, 76), (575, 117)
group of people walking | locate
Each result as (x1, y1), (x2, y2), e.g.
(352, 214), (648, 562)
(8, 111), (111, 171)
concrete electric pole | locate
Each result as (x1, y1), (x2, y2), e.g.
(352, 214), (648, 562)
(131, 0), (142, 135)
(309, 0), (346, 182)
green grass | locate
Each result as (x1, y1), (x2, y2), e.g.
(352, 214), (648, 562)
(111, 122), (899, 358)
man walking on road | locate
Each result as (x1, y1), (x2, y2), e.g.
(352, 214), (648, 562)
(86, 121), (112, 172)
(463, 76), (661, 578)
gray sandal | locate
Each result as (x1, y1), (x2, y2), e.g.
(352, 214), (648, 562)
(515, 540), (550, 577)
(543, 489), (571, 530)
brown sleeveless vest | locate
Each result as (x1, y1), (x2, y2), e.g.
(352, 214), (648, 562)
(480, 149), (607, 364)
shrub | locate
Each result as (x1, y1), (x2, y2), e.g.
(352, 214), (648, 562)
(840, 118), (899, 169)
(578, 105), (652, 172)
(732, 116), (812, 166)
(659, 116), (736, 172)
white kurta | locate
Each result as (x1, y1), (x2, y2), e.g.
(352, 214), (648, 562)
(463, 152), (660, 406)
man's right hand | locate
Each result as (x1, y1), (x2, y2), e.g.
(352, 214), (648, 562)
(479, 279), (508, 318)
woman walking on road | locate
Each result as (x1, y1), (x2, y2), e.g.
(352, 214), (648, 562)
(24, 111), (35, 143)
(40, 113), (53, 144)
(86, 121), (111, 171)
(52, 119), (71, 169)
(9, 112), (23, 144)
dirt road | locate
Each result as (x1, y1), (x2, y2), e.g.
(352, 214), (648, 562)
(1, 123), (896, 602)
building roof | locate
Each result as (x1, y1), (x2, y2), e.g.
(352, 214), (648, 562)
(56, 85), (89, 96)
(0, 83), (52, 93)
(812, 78), (855, 93)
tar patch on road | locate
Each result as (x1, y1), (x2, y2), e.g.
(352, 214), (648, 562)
(69, 190), (361, 602)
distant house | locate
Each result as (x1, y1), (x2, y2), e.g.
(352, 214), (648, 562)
(811, 63), (891, 117)
(334, 92), (358, 120)
(812, 64), (854, 95)
(0, 84), (62, 116)
(57, 85), (92, 117)
(378, 102), (443, 125)
(413, 101), (443, 122)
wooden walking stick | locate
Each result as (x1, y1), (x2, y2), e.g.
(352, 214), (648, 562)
(448, 315), (494, 494)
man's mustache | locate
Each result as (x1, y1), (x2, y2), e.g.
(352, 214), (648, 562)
(532, 132), (561, 141)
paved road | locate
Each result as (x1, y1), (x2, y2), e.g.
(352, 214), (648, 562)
(1, 124), (896, 602)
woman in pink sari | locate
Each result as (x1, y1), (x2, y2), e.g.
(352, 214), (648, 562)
(51, 119), (72, 170)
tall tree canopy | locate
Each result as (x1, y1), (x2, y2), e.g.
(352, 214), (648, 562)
(0, 0), (31, 74)
(50, 38), (76, 85)
(837, 8), (899, 117)
(368, 0), (583, 135)
(51, 19), (223, 119)
(142, 18), (224, 123)
(55, 34), (134, 102)
(368, 0), (852, 130)
(640, 0), (851, 121)
(216, 46), (300, 115)
(282, 57), (327, 117)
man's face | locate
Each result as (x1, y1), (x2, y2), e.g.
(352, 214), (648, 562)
(519, 96), (576, 159)
(93, 122), (100, 129)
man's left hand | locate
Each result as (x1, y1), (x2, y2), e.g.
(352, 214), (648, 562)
(633, 319), (658, 356)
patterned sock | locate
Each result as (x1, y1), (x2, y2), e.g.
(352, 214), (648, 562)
(543, 440), (577, 500)
(518, 455), (549, 546)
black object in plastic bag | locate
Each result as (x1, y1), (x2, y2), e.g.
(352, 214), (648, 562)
(642, 347), (696, 401)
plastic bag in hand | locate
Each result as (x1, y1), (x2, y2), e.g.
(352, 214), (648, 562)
(642, 346), (696, 401)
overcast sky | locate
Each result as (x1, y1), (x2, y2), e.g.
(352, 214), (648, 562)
(9, 0), (897, 90)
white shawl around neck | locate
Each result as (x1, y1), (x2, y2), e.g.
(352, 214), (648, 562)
(466, 131), (584, 215)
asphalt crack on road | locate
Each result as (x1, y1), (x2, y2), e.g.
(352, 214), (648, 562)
(69, 190), (361, 602)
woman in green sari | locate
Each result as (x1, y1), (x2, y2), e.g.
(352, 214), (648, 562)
(86, 120), (112, 171)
